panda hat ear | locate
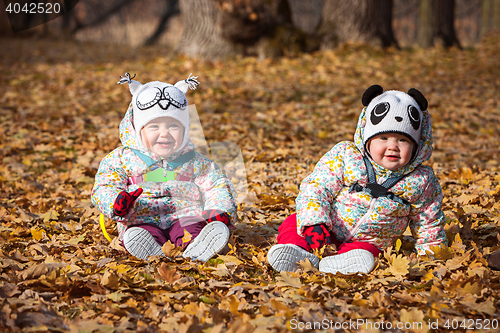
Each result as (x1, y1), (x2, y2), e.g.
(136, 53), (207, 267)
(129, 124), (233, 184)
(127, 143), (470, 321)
(362, 85), (384, 106)
(408, 88), (428, 111)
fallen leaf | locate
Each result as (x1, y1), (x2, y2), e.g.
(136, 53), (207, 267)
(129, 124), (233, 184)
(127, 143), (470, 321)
(157, 262), (180, 284)
(276, 271), (302, 288)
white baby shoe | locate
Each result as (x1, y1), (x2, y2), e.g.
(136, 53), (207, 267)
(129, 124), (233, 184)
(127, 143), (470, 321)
(182, 222), (230, 263)
(267, 244), (320, 272)
(319, 249), (375, 274)
(123, 227), (165, 260)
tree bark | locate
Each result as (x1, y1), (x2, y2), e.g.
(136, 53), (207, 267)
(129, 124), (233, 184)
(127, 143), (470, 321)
(434, 0), (461, 47)
(319, 0), (399, 49)
(417, 0), (434, 47)
(144, 0), (180, 46)
(493, 0), (500, 29)
(481, 0), (491, 37)
(176, 0), (238, 59)
(176, 0), (312, 59)
(71, 0), (137, 35)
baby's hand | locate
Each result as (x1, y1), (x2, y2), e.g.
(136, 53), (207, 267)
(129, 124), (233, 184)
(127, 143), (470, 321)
(113, 188), (143, 217)
(202, 209), (230, 226)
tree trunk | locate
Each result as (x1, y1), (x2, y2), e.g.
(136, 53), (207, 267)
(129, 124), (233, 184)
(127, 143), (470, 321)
(369, 0), (399, 47)
(434, 0), (461, 47)
(417, 0), (434, 47)
(493, 0), (500, 29)
(481, 0), (491, 37)
(319, 0), (398, 49)
(144, 0), (180, 46)
(176, 0), (238, 59)
(176, 0), (313, 59)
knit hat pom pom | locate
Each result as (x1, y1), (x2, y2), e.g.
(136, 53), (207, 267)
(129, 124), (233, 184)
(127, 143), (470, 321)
(174, 73), (200, 94)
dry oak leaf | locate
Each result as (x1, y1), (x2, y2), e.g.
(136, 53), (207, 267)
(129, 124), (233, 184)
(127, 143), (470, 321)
(157, 262), (180, 284)
(460, 294), (496, 316)
(386, 253), (409, 278)
(206, 263), (231, 277)
(399, 308), (427, 333)
(20, 262), (66, 281)
(162, 240), (182, 258)
(297, 258), (319, 272)
(218, 254), (243, 265)
(276, 271), (302, 288)
(486, 249), (500, 270)
(100, 270), (121, 289)
(40, 209), (59, 223)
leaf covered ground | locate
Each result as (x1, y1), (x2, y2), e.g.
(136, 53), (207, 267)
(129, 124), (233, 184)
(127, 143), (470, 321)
(1, 34), (500, 332)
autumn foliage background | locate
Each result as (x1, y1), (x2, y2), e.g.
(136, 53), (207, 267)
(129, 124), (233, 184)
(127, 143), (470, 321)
(1, 32), (500, 332)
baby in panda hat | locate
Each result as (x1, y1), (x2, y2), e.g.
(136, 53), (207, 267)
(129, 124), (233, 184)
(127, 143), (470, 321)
(268, 85), (447, 274)
(92, 73), (238, 262)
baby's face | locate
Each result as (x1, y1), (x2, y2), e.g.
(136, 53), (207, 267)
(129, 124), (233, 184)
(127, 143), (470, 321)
(140, 117), (184, 157)
(367, 133), (414, 171)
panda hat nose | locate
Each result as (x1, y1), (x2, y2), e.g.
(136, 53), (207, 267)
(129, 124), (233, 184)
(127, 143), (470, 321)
(395, 116), (403, 122)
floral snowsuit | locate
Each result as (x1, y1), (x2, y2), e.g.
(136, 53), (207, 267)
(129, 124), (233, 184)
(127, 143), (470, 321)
(91, 105), (238, 240)
(292, 107), (447, 255)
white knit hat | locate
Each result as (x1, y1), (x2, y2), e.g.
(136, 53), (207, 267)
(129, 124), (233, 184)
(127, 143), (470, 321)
(118, 73), (200, 151)
(361, 85), (428, 148)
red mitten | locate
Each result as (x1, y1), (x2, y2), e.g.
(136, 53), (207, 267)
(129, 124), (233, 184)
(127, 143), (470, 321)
(303, 224), (331, 250)
(113, 188), (143, 217)
(202, 209), (230, 226)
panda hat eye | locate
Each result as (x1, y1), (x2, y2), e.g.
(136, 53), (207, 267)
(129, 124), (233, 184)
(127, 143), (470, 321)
(136, 87), (162, 110)
(407, 105), (421, 130)
(370, 102), (390, 125)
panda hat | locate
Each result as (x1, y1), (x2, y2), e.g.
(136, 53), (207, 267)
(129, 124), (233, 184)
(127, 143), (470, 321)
(118, 73), (199, 152)
(362, 85), (428, 154)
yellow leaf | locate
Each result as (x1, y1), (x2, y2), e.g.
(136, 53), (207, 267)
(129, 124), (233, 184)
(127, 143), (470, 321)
(455, 193), (476, 205)
(67, 234), (86, 245)
(400, 308), (426, 333)
(456, 282), (482, 296)
(206, 263), (231, 277)
(218, 255), (243, 265)
(161, 240), (182, 258)
(395, 238), (402, 252)
(387, 253), (409, 278)
(183, 302), (200, 316)
(462, 204), (483, 215)
(428, 245), (454, 260)
(181, 229), (192, 244)
(450, 233), (466, 254)
(107, 292), (126, 302)
(276, 271), (302, 288)
(220, 295), (240, 315)
(31, 228), (46, 241)
(100, 270), (120, 289)
(460, 295), (496, 315)
(334, 278), (350, 289)
(40, 210), (59, 223)
(297, 258), (319, 272)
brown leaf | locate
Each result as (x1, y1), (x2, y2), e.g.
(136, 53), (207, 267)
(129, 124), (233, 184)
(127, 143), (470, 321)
(162, 240), (182, 258)
(486, 249), (500, 270)
(275, 271), (302, 288)
(157, 262), (180, 284)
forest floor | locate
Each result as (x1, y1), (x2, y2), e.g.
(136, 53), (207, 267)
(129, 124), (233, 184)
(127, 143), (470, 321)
(1, 33), (500, 332)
